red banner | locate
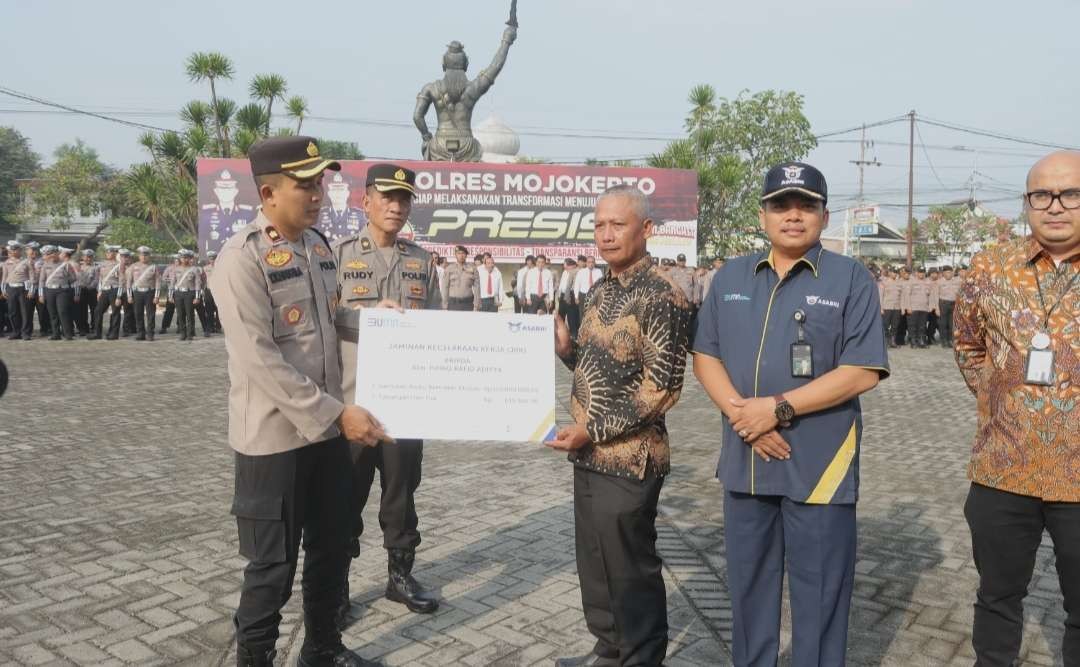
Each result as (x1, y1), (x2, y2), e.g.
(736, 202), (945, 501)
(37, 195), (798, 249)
(198, 159), (698, 262)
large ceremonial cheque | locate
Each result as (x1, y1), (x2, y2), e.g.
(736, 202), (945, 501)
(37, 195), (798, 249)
(354, 309), (557, 442)
(197, 159), (698, 261)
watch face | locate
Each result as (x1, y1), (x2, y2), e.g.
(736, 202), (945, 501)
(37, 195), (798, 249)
(776, 402), (795, 422)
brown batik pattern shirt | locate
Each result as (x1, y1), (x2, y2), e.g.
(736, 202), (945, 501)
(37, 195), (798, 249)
(953, 236), (1080, 502)
(561, 255), (693, 480)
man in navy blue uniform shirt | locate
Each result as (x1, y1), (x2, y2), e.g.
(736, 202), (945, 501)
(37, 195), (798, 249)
(693, 162), (889, 667)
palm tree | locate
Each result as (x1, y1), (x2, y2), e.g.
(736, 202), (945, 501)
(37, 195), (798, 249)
(185, 52), (234, 156)
(213, 98), (237, 157)
(180, 100), (213, 131)
(285, 96), (308, 134)
(183, 126), (212, 165)
(249, 73), (287, 135)
(126, 164), (184, 247)
(154, 131), (192, 180)
(235, 103), (269, 136)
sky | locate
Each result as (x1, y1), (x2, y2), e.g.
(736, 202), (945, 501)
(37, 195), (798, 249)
(2, 0), (1078, 223)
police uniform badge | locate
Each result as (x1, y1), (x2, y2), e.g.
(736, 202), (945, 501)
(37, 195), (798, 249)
(265, 226), (286, 245)
(313, 244), (330, 258)
(284, 305), (304, 325)
(266, 249), (293, 268)
(346, 259), (369, 270)
(360, 238), (373, 252)
(397, 241), (408, 253)
(352, 285), (370, 296)
(405, 259), (423, 271)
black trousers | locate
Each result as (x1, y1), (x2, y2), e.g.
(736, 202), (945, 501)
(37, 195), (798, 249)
(132, 290), (156, 339)
(35, 298), (50, 334)
(895, 313), (908, 345)
(908, 310), (928, 346)
(44, 288), (74, 339)
(232, 437), (351, 647)
(479, 297), (498, 313)
(883, 309), (901, 345)
(574, 465), (667, 667)
(175, 291), (196, 338)
(6, 286), (29, 337)
(75, 288), (96, 334)
(926, 311), (938, 343)
(195, 299), (210, 335)
(348, 439), (423, 551)
(964, 483), (1080, 666)
(566, 298), (582, 338)
(939, 300), (956, 345)
(93, 288), (122, 339)
(513, 294), (522, 314)
(120, 297), (136, 335)
(0, 297), (8, 332)
(525, 296), (549, 314)
(447, 296), (473, 312)
(161, 300), (175, 331)
(204, 288), (220, 332)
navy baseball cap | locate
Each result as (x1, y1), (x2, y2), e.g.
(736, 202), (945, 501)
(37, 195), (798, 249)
(761, 162), (827, 204)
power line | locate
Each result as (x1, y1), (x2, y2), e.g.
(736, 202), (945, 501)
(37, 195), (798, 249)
(917, 115), (1080, 151)
(914, 121), (948, 189)
(0, 85), (172, 133)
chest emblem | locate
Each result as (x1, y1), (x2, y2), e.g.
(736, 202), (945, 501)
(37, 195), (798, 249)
(410, 285), (424, 297)
(313, 244), (329, 258)
(346, 259), (369, 270)
(352, 285), (371, 296)
(284, 305), (303, 325)
(265, 249), (293, 268)
(405, 259), (423, 271)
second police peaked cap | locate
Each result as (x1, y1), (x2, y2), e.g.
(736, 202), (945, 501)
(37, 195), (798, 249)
(365, 163), (416, 196)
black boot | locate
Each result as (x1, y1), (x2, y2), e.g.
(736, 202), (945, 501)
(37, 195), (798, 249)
(385, 549), (438, 614)
(335, 574), (350, 631)
(298, 636), (381, 667)
(236, 640), (276, 667)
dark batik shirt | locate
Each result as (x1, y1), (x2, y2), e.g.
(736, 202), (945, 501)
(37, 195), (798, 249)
(561, 255), (693, 480)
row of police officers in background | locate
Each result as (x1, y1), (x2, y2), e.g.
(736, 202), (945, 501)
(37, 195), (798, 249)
(875, 263), (965, 348)
(0, 241), (220, 342)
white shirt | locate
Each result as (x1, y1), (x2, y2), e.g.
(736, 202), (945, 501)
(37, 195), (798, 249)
(477, 266), (503, 303)
(573, 267), (604, 295)
(557, 270), (573, 299)
(524, 267), (554, 299)
(515, 266), (531, 299)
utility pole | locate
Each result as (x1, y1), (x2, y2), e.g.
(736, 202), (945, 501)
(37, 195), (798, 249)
(847, 123), (881, 256)
(906, 110), (915, 269)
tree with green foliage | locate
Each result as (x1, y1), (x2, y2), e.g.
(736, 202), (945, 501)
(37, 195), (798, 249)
(316, 140), (364, 160)
(921, 204), (1004, 265)
(249, 74), (287, 136)
(0, 127), (41, 228)
(286, 96), (308, 134)
(185, 51), (235, 157)
(649, 87), (817, 260)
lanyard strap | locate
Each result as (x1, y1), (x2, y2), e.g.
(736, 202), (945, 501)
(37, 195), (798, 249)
(1033, 261), (1080, 329)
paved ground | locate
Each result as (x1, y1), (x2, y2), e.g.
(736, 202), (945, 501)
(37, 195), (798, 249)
(0, 330), (1069, 666)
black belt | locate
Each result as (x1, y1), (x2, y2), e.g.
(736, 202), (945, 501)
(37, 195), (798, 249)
(449, 296), (473, 303)
(336, 325), (358, 343)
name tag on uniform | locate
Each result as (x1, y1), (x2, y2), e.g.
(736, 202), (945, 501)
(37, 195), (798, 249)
(1025, 348), (1055, 386)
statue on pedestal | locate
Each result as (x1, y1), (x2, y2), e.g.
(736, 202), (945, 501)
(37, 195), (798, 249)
(413, 1), (518, 162)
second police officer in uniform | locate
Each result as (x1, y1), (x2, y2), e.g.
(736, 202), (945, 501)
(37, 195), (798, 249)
(210, 136), (385, 667)
(125, 246), (162, 341)
(332, 164), (442, 622)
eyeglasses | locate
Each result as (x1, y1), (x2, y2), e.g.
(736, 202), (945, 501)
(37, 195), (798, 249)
(1024, 189), (1080, 210)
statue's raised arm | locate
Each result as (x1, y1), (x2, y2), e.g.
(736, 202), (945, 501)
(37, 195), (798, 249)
(466, 25), (517, 103)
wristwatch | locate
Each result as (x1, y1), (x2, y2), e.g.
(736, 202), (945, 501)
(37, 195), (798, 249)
(773, 394), (795, 427)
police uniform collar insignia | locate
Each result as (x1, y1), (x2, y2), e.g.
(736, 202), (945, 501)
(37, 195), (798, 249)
(264, 226), (287, 245)
(265, 248), (293, 267)
(360, 237), (373, 252)
(346, 259), (369, 270)
(396, 241), (408, 253)
(313, 244), (329, 257)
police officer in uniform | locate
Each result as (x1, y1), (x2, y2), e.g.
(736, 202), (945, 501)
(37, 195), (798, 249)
(171, 249), (204, 341)
(332, 164), (442, 623)
(37, 245), (78, 340)
(203, 250), (221, 333)
(159, 254), (180, 334)
(26, 241), (51, 336)
(75, 249), (98, 336)
(118, 249), (137, 336)
(126, 246), (162, 341)
(441, 244), (480, 311)
(878, 266), (903, 348)
(210, 136), (383, 667)
(90, 246), (124, 340)
(1, 240), (34, 339)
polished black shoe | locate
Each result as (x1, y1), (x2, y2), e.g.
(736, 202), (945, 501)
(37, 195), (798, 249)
(135, 335), (145, 341)
(236, 641), (276, 667)
(554, 652), (620, 667)
(297, 639), (382, 666)
(158, 328), (167, 334)
(385, 549), (438, 614)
